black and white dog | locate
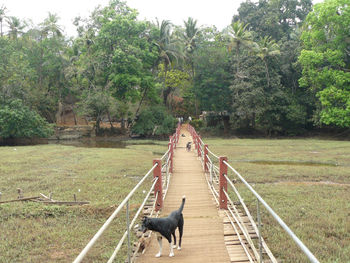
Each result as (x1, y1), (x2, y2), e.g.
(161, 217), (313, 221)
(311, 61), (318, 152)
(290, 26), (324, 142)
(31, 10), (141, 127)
(141, 196), (185, 257)
(186, 142), (191, 152)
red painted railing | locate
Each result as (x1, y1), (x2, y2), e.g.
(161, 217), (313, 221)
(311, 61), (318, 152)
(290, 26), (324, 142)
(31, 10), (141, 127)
(186, 123), (320, 263)
(74, 122), (181, 263)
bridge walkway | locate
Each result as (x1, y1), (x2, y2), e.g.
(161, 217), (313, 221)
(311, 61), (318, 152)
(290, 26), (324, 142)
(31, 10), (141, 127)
(137, 127), (249, 263)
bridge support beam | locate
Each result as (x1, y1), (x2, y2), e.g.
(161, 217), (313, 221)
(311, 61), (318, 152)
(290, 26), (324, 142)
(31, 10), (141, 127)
(168, 142), (173, 173)
(219, 156), (228, 210)
(204, 144), (209, 172)
(197, 135), (201, 157)
(153, 159), (163, 211)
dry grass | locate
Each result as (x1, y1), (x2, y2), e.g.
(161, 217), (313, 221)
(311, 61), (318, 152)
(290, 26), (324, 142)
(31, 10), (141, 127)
(0, 141), (167, 263)
(1, 137), (349, 262)
(205, 137), (350, 263)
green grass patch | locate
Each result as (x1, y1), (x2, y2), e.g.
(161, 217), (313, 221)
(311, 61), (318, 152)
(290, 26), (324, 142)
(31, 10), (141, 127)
(0, 141), (167, 262)
(205, 137), (350, 262)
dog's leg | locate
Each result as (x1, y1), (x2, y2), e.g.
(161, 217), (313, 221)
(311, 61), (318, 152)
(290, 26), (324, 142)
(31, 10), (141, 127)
(172, 231), (177, 249)
(178, 215), (184, 250)
(169, 241), (174, 257)
(166, 235), (174, 257)
(155, 236), (162, 258)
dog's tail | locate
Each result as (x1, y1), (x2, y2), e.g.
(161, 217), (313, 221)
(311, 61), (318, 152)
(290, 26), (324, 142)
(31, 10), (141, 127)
(178, 195), (186, 213)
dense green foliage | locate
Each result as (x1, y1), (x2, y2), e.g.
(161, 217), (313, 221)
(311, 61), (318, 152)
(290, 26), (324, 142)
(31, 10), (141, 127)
(0, 0), (349, 138)
(0, 100), (53, 138)
(298, 0), (350, 127)
(131, 106), (176, 136)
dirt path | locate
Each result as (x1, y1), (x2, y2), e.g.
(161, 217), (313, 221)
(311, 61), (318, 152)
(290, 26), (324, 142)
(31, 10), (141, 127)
(137, 127), (231, 263)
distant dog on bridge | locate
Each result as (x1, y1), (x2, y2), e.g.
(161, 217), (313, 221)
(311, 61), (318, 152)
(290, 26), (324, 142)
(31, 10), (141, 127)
(140, 196), (185, 257)
(186, 142), (192, 152)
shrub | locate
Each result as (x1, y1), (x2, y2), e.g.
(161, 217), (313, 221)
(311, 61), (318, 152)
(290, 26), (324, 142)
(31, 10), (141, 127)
(190, 119), (204, 130)
(0, 99), (54, 139)
(132, 106), (176, 137)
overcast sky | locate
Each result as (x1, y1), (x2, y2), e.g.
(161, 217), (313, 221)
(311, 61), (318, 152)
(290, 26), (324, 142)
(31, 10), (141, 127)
(1, 0), (324, 37)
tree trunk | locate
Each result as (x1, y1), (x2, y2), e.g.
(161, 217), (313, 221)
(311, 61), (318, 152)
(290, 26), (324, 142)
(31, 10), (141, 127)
(131, 86), (148, 128)
(55, 101), (63, 125)
(72, 105), (77, 125)
(95, 116), (101, 135)
(223, 115), (230, 135)
(252, 112), (256, 129)
(107, 110), (114, 129)
(163, 86), (172, 106)
(264, 59), (270, 88)
(236, 44), (240, 78)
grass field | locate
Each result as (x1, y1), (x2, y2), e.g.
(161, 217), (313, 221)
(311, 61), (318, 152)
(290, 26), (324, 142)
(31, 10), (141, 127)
(205, 138), (350, 263)
(0, 137), (349, 262)
(0, 141), (168, 263)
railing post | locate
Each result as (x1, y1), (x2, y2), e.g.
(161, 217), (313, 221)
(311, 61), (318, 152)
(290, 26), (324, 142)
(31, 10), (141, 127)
(197, 136), (201, 157)
(204, 144), (209, 172)
(194, 133), (197, 150)
(168, 142), (173, 173)
(257, 199), (263, 262)
(153, 159), (163, 211)
(126, 200), (131, 263)
(219, 157), (228, 210)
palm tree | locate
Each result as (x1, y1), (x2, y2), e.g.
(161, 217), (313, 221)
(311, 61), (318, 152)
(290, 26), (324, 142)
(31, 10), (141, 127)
(254, 36), (280, 87)
(228, 21), (253, 78)
(6, 16), (25, 39)
(153, 19), (182, 105)
(40, 13), (63, 38)
(0, 5), (7, 37)
(154, 20), (180, 76)
(183, 17), (201, 78)
(182, 17), (201, 115)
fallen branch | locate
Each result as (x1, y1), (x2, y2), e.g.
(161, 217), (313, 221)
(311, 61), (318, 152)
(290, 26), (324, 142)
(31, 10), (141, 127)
(39, 201), (90, 206)
(0, 196), (40, 204)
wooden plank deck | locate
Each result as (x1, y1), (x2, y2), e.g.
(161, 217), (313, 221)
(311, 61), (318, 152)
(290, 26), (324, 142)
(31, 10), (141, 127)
(136, 127), (251, 263)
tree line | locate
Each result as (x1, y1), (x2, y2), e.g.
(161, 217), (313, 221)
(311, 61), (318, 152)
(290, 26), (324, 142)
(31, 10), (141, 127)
(0, 0), (349, 139)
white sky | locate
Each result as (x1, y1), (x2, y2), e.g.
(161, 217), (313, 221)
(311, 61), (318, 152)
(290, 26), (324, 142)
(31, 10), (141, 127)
(1, 0), (324, 37)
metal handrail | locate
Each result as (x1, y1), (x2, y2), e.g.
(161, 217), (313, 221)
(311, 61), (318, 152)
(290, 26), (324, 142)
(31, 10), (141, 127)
(187, 123), (319, 263)
(208, 148), (219, 159)
(73, 163), (158, 263)
(223, 160), (320, 263)
(107, 177), (159, 263)
(161, 148), (170, 160)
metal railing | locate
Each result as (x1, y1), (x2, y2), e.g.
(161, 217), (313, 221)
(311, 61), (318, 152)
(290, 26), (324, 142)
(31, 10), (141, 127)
(187, 124), (320, 263)
(73, 123), (181, 263)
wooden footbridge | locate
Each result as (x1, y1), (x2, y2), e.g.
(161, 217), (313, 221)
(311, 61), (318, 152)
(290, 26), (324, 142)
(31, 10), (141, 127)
(73, 124), (319, 263)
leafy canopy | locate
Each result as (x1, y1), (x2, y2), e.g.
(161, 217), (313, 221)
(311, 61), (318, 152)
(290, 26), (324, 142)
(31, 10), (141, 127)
(0, 99), (53, 139)
(298, 0), (350, 127)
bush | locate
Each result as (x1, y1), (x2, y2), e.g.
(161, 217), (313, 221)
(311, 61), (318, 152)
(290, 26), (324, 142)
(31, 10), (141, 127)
(190, 119), (204, 130)
(0, 99), (54, 139)
(132, 106), (176, 137)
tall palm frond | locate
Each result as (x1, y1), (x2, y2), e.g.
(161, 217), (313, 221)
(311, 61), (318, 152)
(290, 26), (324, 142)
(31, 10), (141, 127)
(40, 13), (63, 38)
(183, 17), (201, 54)
(0, 5), (7, 36)
(228, 21), (252, 52)
(254, 36), (280, 60)
(254, 36), (280, 87)
(153, 19), (183, 72)
(227, 20), (253, 78)
(6, 16), (26, 39)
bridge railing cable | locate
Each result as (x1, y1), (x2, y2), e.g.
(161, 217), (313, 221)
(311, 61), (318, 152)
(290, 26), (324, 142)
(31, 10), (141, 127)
(73, 123), (181, 263)
(73, 163), (158, 263)
(187, 124), (320, 263)
(223, 162), (320, 263)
